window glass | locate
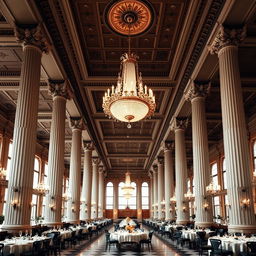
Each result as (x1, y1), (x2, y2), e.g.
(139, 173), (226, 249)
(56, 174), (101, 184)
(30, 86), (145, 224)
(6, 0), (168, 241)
(33, 158), (40, 189)
(106, 182), (114, 209)
(222, 158), (227, 189)
(213, 196), (220, 220)
(6, 141), (13, 180)
(142, 182), (149, 209)
(211, 162), (219, 189)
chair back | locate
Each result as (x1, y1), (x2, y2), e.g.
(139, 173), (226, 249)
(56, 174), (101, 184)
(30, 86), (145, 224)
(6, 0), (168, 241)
(247, 241), (256, 253)
(196, 231), (206, 240)
(234, 232), (242, 236)
(33, 240), (42, 253)
(105, 232), (110, 242)
(149, 231), (154, 240)
(176, 226), (183, 231)
(0, 243), (4, 256)
(210, 239), (222, 251)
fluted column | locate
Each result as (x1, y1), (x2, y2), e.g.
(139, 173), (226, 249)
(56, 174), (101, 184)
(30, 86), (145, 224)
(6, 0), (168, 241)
(98, 167), (104, 218)
(210, 26), (256, 233)
(2, 25), (48, 232)
(136, 180), (142, 220)
(113, 181), (119, 220)
(44, 82), (68, 226)
(172, 118), (189, 225)
(91, 157), (100, 219)
(148, 172), (153, 218)
(67, 117), (82, 224)
(163, 142), (175, 221)
(157, 157), (164, 220)
(185, 82), (213, 228)
(80, 141), (93, 220)
(152, 166), (158, 219)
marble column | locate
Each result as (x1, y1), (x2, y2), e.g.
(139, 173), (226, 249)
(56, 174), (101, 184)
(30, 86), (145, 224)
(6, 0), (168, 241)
(210, 25), (256, 233)
(113, 181), (119, 220)
(2, 25), (48, 232)
(98, 167), (104, 218)
(91, 157), (100, 219)
(136, 180), (142, 220)
(67, 117), (82, 224)
(44, 81), (68, 226)
(185, 82), (213, 228)
(148, 172), (153, 219)
(157, 157), (164, 220)
(172, 118), (190, 225)
(80, 141), (93, 220)
(152, 166), (158, 219)
(163, 142), (175, 221)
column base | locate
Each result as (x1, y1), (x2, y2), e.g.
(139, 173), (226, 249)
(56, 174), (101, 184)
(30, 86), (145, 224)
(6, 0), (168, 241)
(66, 220), (80, 224)
(195, 221), (213, 228)
(1, 224), (32, 234)
(176, 220), (189, 225)
(228, 224), (256, 234)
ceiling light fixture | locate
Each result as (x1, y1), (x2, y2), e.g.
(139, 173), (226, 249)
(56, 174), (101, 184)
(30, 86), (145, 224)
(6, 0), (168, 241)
(122, 171), (134, 200)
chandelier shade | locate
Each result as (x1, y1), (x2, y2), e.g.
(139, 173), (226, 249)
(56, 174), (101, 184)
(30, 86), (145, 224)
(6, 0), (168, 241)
(121, 171), (135, 200)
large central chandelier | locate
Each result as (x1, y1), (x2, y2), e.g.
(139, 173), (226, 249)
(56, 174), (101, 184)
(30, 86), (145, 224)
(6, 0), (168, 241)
(102, 0), (156, 128)
(122, 172), (135, 200)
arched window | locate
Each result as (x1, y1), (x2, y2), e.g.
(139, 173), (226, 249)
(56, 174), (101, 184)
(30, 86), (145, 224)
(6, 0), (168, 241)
(141, 182), (149, 209)
(33, 157), (40, 189)
(210, 162), (218, 188)
(106, 182), (114, 209)
(118, 182), (136, 209)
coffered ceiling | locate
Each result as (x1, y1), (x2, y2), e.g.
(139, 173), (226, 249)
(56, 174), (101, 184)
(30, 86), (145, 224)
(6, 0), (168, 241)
(0, 0), (256, 178)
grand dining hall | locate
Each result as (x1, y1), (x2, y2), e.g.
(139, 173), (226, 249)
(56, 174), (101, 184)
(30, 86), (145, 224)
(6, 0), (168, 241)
(0, 0), (256, 255)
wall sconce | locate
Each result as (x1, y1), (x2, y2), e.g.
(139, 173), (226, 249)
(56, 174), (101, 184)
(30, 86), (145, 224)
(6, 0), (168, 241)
(49, 204), (55, 211)
(203, 203), (209, 211)
(11, 199), (18, 209)
(182, 206), (187, 212)
(241, 198), (250, 208)
(71, 207), (75, 213)
(0, 167), (7, 180)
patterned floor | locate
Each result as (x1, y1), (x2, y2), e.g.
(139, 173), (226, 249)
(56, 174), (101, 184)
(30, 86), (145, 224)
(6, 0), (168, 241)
(61, 226), (199, 256)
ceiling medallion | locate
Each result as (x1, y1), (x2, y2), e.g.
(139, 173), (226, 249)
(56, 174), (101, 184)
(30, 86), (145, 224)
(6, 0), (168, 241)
(104, 0), (154, 36)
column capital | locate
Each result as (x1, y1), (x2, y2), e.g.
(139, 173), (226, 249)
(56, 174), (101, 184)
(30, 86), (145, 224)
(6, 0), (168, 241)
(15, 24), (50, 53)
(152, 164), (158, 173)
(48, 81), (69, 99)
(98, 166), (104, 173)
(184, 82), (210, 101)
(92, 157), (100, 165)
(171, 118), (189, 131)
(69, 117), (83, 131)
(209, 25), (246, 55)
(162, 141), (174, 152)
(83, 141), (94, 151)
(157, 156), (164, 165)
(148, 171), (153, 179)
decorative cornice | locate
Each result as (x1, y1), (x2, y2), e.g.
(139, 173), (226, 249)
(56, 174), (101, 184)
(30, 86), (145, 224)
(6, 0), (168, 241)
(209, 25), (246, 55)
(14, 24), (50, 53)
(69, 117), (82, 130)
(83, 141), (94, 151)
(48, 80), (69, 99)
(184, 82), (210, 101)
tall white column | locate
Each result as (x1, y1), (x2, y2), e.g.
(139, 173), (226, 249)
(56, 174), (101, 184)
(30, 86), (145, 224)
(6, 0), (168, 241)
(163, 142), (175, 221)
(157, 157), (164, 220)
(148, 172), (153, 219)
(210, 26), (256, 233)
(67, 117), (82, 224)
(113, 181), (119, 220)
(80, 141), (93, 220)
(185, 82), (213, 228)
(136, 180), (142, 220)
(152, 167), (158, 219)
(172, 118), (189, 225)
(98, 167), (104, 219)
(3, 25), (48, 233)
(44, 81), (68, 226)
(91, 157), (100, 219)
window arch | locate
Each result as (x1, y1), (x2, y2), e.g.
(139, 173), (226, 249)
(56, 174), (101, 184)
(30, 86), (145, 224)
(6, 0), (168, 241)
(141, 182), (149, 209)
(118, 182), (136, 209)
(106, 182), (114, 209)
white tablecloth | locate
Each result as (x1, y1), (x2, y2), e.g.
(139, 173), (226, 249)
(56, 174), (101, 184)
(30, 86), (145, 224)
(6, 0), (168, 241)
(110, 231), (148, 243)
(182, 229), (214, 241)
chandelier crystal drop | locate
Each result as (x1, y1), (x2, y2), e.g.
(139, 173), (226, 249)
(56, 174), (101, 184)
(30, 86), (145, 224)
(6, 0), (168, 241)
(102, 52), (156, 128)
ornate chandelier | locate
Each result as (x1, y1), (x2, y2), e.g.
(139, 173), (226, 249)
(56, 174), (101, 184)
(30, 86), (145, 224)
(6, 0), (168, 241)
(206, 180), (220, 195)
(102, 0), (156, 128)
(184, 189), (195, 200)
(121, 172), (135, 200)
(102, 52), (156, 128)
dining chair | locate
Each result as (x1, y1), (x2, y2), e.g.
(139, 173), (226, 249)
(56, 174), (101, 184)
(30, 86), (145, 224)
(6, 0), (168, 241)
(105, 232), (119, 251)
(140, 230), (153, 251)
(209, 239), (233, 256)
(240, 241), (256, 256)
(195, 231), (212, 255)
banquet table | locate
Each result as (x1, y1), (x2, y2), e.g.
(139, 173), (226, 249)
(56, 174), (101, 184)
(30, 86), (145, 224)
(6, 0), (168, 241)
(164, 225), (183, 232)
(208, 236), (256, 256)
(110, 230), (148, 244)
(2, 236), (49, 256)
(182, 229), (215, 241)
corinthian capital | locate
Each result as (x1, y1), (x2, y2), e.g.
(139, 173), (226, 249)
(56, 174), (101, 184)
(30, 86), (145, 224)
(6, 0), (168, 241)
(162, 141), (174, 152)
(69, 117), (83, 130)
(157, 156), (164, 165)
(48, 80), (69, 99)
(83, 141), (94, 151)
(92, 157), (100, 165)
(171, 118), (189, 131)
(15, 24), (50, 53)
(184, 82), (210, 101)
(209, 25), (246, 55)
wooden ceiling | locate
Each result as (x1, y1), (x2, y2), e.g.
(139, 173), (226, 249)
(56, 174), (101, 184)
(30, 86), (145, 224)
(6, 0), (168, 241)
(0, 0), (256, 178)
